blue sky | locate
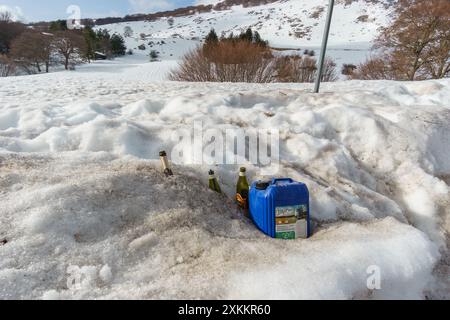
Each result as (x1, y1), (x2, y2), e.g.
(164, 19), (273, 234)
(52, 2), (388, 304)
(0, 0), (207, 22)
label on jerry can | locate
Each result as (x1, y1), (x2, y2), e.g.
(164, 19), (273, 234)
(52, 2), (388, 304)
(275, 205), (308, 239)
(275, 216), (297, 239)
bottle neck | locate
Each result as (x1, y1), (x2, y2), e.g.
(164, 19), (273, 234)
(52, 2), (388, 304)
(239, 172), (246, 177)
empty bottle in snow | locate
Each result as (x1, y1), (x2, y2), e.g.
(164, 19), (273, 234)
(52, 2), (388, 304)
(159, 151), (173, 177)
(236, 167), (250, 212)
(208, 170), (222, 193)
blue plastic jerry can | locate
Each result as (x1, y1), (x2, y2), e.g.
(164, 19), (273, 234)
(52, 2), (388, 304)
(249, 178), (310, 239)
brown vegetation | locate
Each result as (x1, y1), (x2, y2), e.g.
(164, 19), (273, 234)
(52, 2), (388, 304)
(350, 0), (450, 80)
(0, 54), (15, 77)
(1, 12), (126, 76)
(348, 56), (397, 80)
(171, 29), (337, 83)
(276, 55), (337, 83)
(341, 63), (357, 76)
(10, 31), (54, 73)
(0, 13), (25, 54)
(170, 41), (276, 83)
(276, 55), (316, 83)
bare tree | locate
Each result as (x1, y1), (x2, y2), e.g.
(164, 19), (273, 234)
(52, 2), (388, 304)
(0, 11), (12, 22)
(423, 24), (450, 79)
(375, 0), (450, 80)
(52, 31), (87, 70)
(0, 17), (25, 54)
(10, 31), (54, 73)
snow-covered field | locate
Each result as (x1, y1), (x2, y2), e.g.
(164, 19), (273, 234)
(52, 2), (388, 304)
(0, 57), (449, 299)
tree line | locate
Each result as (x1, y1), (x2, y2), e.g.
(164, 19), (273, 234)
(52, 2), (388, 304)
(0, 15), (127, 77)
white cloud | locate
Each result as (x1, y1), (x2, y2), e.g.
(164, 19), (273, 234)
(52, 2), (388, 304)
(0, 5), (24, 22)
(128, 0), (174, 13)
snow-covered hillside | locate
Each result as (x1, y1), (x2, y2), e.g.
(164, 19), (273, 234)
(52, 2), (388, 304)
(97, 0), (393, 71)
(106, 0), (392, 47)
(0, 57), (449, 299)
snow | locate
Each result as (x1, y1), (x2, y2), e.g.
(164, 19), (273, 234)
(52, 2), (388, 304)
(0, 55), (449, 299)
(0, 155), (443, 299)
(115, 0), (390, 47)
(228, 218), (439, 300)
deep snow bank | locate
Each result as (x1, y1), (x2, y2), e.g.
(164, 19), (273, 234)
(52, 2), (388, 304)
(0, 69), (449, 299)
(0, 77), (448, 241)
(0, 154), (440, 299)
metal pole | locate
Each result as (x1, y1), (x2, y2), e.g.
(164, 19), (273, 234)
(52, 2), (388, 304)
(314, 0), (335, 93)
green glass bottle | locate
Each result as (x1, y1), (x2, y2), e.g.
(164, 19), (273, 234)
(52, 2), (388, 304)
(236, 167), (250, 211)
(159, 151), (173, 177)
(208, 170), (222, 193)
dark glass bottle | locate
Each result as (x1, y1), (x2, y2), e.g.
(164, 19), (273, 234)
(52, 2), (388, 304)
(159, 151), (173, 177)
(236, 167), (250, 210)
(208, 170), (222, 193)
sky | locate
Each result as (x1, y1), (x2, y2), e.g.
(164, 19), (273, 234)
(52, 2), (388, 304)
(0, 0), (221, 22)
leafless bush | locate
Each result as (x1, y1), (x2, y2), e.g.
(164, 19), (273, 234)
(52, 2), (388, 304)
(170, 41), (276, 83)
(275, 55), (316, 83)
(275, 55), (337, 83)
(171, 26), (339, 84)
(169, 48), (213, 82)
(321, 57), (338, 82)
(348, 56), (398, 80)
(0, 54), (16, 77)
(0, 18), (25, 54)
